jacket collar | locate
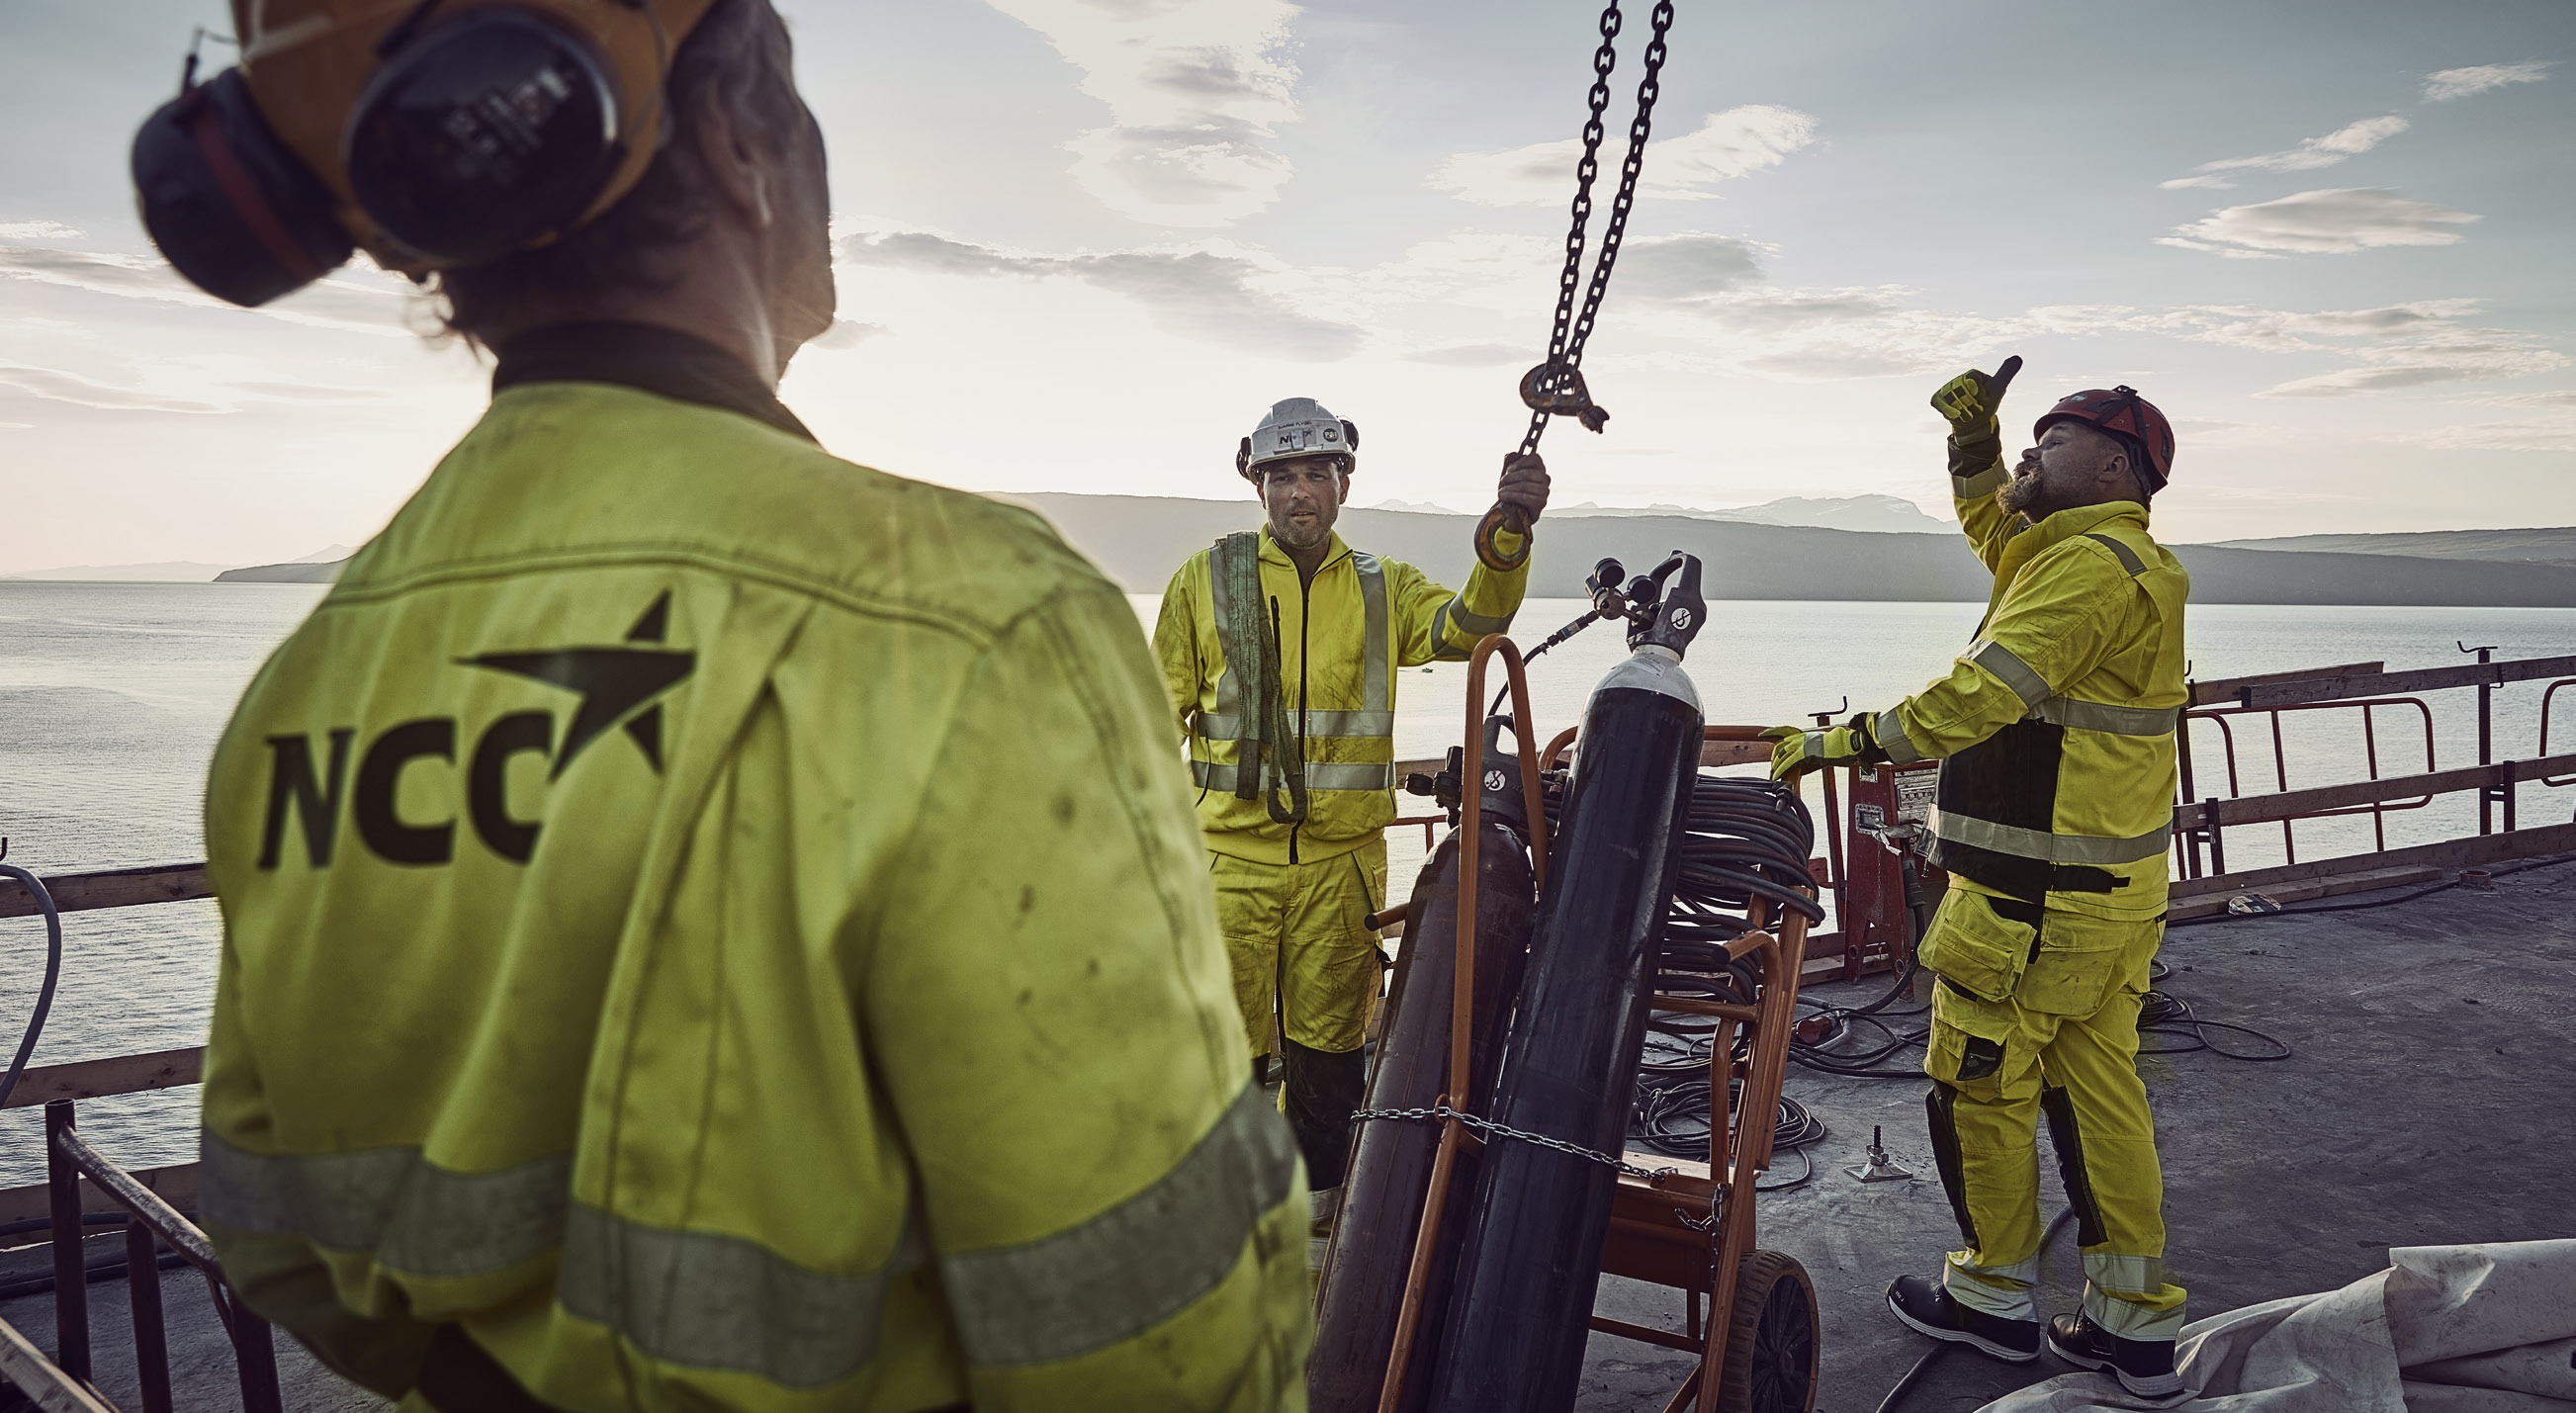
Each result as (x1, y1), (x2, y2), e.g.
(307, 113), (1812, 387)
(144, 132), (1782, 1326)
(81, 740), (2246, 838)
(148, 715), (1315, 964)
(2012, 499), (2148, 559)
(490, 321), (818, 444)
(1257, 524), (1354, 575)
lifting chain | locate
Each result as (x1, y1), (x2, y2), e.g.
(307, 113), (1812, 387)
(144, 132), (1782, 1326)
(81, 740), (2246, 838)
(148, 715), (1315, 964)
(1517, 0), (1677, 457)
(1352, 1101), (1681, 1184)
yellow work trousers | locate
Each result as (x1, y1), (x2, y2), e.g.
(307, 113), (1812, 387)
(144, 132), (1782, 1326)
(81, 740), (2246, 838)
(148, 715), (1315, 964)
(1211, 838), (1388, 1056)
(1921, 886), (2188, 1342)
(1212, 838), (1387, 1191)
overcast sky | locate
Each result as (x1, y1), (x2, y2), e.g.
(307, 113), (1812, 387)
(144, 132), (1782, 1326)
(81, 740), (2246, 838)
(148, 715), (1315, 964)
(2, 0), (2570, 574)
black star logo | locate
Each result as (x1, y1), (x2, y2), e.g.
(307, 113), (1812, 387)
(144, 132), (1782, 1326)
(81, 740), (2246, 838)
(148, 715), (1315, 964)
(461, 593), (695, 776)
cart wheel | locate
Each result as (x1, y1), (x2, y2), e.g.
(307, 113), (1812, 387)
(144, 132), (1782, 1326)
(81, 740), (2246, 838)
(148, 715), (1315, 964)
(1715, 1249), (1818, 1413)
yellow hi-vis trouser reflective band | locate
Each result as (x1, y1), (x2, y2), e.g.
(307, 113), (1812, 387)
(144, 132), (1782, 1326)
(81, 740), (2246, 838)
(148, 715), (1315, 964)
(1920, 884), (2187, 1342)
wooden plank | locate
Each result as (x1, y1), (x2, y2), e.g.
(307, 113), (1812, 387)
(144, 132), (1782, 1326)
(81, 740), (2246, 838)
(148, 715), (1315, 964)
(2171, 821), (2576, 898)
(0, 862), (212, 921)
(0, 1164), (199, 1232)
(2173, 752), (2576, 830)
(2240, 655), (2576, 709)
(1, 1048), (205, 1109)
(2169, 866), (2443, 920)
(0, 1315), (121, 1413)
(2189, 662), (2383, 707)
(1700, 739), (1770, 768)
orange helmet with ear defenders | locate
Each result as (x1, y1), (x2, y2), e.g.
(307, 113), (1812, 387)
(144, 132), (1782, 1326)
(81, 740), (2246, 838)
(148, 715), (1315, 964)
(133, 0), (717, 307)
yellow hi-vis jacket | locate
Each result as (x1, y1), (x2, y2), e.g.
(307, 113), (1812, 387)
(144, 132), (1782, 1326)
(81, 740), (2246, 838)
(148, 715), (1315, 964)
(1876, 449), (2189, 921)
(1151, 525), (1530, 867)
(198, 326), (1309, 1413)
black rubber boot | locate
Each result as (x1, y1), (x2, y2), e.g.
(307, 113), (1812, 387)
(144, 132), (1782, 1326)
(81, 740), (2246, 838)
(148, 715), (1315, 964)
(2048, 1312), (2186, 1401)
(1886, 1275), (2040, 1363)
(1282, 1037), (1368, 1189)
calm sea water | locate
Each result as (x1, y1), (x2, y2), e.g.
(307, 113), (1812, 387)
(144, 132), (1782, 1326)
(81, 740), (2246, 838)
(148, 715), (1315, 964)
(2, 580), (2572, 1181)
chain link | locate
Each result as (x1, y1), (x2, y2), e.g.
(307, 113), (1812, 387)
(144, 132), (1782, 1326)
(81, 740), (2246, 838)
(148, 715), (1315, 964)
(1518, 0), (1679, 458)
(1353, 1102), (1681, 1183)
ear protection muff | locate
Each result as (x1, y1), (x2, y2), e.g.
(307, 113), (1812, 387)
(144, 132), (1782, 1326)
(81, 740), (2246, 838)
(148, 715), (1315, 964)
(344, 7), (628, 268)
(131, 1), (715, 309)
(131, 67), (358, 308)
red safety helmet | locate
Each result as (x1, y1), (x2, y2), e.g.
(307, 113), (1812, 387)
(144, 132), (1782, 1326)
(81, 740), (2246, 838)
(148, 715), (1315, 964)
(2034, 386), (2175, 491)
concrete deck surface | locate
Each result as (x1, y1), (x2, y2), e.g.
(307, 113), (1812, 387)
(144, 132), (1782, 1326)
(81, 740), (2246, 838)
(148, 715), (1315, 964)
(3, 859), (2568, 1412)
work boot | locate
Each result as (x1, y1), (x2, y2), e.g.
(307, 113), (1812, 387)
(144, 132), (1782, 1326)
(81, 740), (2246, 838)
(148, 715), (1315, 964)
(2048, 1312), (2186, 1402)
(1886, 1275), (2040, 1363)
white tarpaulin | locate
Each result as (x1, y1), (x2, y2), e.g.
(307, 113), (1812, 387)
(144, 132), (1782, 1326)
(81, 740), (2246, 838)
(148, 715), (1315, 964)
(1980, 1241), (2576, 1412)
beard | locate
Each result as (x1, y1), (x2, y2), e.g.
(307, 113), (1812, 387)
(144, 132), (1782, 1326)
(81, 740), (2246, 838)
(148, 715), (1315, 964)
(1996, 468), (2051, 519)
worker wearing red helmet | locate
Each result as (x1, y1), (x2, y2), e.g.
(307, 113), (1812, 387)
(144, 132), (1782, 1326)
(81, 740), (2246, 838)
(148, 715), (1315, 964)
(1764, 359), (2193, 1401)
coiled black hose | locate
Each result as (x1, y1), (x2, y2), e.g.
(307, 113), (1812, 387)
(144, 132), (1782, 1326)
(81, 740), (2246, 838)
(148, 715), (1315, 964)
(1541, 773), (1836, 1185)
(0, 861), (64, 1109)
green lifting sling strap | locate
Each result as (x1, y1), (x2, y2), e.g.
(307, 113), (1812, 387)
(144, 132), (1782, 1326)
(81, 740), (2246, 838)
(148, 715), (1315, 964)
(1212, 532), (1309, 825)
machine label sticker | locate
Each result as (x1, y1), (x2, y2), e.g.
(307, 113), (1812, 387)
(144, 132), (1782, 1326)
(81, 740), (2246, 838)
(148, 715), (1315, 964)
(1896, 770), (1938, 824)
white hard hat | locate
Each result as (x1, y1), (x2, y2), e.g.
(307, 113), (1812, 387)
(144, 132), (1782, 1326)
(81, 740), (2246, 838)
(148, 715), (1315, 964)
(1237, 397), (1360, 481)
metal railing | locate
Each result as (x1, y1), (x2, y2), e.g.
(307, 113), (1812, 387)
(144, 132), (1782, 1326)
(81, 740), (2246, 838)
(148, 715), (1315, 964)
(2176, 697), (2436, 873)
(40, 1102), (282, 1413)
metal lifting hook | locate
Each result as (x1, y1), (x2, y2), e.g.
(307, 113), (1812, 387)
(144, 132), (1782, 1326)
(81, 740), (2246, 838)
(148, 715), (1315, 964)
(1472, 1), (1675, 577)
(1518, 362), (1609, 435)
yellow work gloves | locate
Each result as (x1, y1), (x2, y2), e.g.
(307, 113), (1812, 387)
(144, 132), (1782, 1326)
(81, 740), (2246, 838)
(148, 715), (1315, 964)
(1761, 715), (1890, 784)
(1930, 355), (2022, 437)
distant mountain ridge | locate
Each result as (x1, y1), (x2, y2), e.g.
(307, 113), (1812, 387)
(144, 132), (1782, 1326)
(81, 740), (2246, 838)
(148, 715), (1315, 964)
(1370, 492), (1946, 534)
(2210, 527), (2576, 569)
(1001, 493), (2576, 608)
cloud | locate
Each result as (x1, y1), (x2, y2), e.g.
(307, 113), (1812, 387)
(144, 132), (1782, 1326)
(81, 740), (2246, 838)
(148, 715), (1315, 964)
(2260, 365), (2495, 397)
(1428, 105), (1816, 208)
(811, 320), (890, 349)
(0, 363), (227, 414)
(2158, 188), (2479, 257)
(982, 0), (1300, 227)
(840, 230), (1364, 361)
(1403, 344), (1528, 367)
(0, 242), (414, 334)
(0, 221), (82, 242)
(2114, 301), (2569, 397)
(2158, 116), (2408, 190)
(2422, 61), (2554, 102)
(1609, 234), (1769, 300)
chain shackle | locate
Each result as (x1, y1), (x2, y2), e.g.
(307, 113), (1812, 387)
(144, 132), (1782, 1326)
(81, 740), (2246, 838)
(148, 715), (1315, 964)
(1515, 0), (1678, 461)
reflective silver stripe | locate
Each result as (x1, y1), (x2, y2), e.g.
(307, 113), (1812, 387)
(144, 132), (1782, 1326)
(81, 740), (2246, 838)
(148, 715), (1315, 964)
(2081, 532), (2148, 576)
(1353, 551), (1389, 720)
(2080, 1252), (2168, 1296)
(1193, 759), (1394, 792)
(1192, 710), (1395, 740)
(942, 1082), (1297, 1368)
(2032, 697), (2179, 737)
(559, 1204), (920, 1389)
(1803, 731), (1828, 763)
(1967, 637), (2049, 710)
(1926, 807), (2173, 865)
(1876, 708), (1922, 765)
(1442, 596), (1511, 640)
(1206, 542), (1244, 720)
(198, 1130), (570, 1280)
(1953, 464), (2005, 497)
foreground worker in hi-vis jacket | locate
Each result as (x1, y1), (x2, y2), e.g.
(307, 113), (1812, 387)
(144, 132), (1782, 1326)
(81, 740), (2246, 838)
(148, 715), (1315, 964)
(1154, 401), (1549, 1247)
(1764, 361), (2193, 1402)
(169, 2), (1307, 1408)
